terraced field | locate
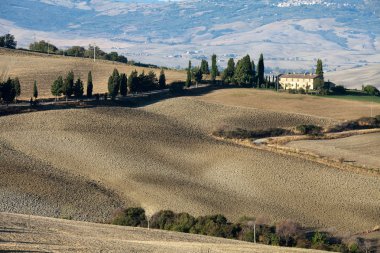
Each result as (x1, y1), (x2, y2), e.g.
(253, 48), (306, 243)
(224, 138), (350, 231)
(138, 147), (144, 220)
(0, 97), (379, 235)
(0, 48), (185, 99)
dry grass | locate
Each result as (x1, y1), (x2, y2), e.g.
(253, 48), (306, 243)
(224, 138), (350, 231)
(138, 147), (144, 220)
(0, 212), (326, 253)
(0, 48), (186, 99)
(198, 88), (380, 120)
(0, 98), (378, 234)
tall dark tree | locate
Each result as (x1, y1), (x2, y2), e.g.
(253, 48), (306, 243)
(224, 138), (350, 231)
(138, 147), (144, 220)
(127, 70), (138, 93)
(251, 60), (256, 86)
(222, 58), (235, 84)
(316, 59), (324, 77)
(33, 81), (38, 99)
(257, 53), (265, 86)
(119, 73), (128, 96)
(51, 76), (63, 99)
(73, 78), (84, 97)
(200, 59), (210, 75)
(87, 71), (93, 98)
(0, 34), (17, 49)
(108, 68), (120, 99)
(63, 71), (74, 99)
(315, 59), (325, 92)
(211, 54), (218, 83)
(13, 77), (21, 99)
(186, 60), (192, 87)
(158, 69), (166, 89)
(234, 55), (253, 86)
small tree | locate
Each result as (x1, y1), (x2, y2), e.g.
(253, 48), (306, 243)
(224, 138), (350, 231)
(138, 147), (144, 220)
(51, 76), (63, 100)
(119, 73), (128, 96)
(222, 58), (235, 84)
(73, 78), (84, 98)
(87, 71), (93, 98)
(158, 69), (166, 89)
(276, 220), (299, 246)
(0, 34), (17, 49)
(186, 60), (192, 88)
(363, 85), (380, 96)
(1, 78), (16, 104)
(33, 81), (38, 99)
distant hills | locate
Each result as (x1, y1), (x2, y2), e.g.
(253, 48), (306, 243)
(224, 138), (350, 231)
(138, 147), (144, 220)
(0, 0), (379, 75)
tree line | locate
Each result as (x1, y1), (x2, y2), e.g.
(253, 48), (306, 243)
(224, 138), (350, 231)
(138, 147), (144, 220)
(29, 41), (128, 64)
(0, 34), (17, 49)
(111, 207), (364, 252)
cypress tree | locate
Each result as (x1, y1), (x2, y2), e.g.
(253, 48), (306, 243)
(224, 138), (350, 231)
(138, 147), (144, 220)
(127, 70), (138, 93)
(234, 55), (253, 86)
(251, 61), (256, 86)
(51, 76), (63, 100)
(108, 68), (120, 99)
(200, 59), (210, 75)
(158, 69), (166, 89)
(193, 66), (203, 86)
(257, 53), (265, 86)
(119, 73), (127, 96)
(316, 59), (324, 76)
(13, 77), (21, 99)
(211, 54), (218, 83)
(63, 71), (74, 99)
(186, 60), (192, 87)
(222, 58), (235, 84)
(33, 80), (38, 99)
(315, 59), (325, 92)
(87, 71), (93, 98)
(73, 78), (84, 97)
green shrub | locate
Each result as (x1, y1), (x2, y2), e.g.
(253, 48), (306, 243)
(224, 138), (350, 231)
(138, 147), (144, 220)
(298, 88), (306, 94)
(331, 85), (347, 95)
(169, 81), (185, 93)
(112, 207), (147, 227)
(214, 128), (291, 140)
(296, 125), (323, 135)
(348, 242), (359, 253)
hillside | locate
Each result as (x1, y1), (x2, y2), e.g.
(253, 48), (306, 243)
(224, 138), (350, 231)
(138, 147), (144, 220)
(0, 212), (327, 253)
(0, 95), (379, 235)
(0, 48), (186, 99)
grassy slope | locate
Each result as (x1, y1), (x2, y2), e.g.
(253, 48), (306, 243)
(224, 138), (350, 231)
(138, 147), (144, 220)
(0, 212), (327, 253)
(0, 48), (186, 99)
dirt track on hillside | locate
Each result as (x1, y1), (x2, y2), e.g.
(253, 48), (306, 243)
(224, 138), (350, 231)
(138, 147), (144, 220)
(0, 97), (378, 234)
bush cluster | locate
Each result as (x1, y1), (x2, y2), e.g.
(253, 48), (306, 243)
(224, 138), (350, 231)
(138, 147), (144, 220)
(295, 125), (323, 135)
(214, 128), (292, 140)
(329, 116), (380, 132)
(111, 208), (356, 252)
(0, 77), (21, 104)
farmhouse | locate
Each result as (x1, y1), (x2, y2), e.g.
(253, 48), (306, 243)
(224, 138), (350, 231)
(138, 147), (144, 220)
(279, 74), (323, 90)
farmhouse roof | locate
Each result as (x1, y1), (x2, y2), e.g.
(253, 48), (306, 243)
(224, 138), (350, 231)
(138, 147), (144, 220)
(280, 74), (320, 79)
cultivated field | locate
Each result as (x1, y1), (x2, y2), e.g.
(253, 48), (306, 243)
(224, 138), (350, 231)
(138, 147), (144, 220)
(0, 212), (326, 253)
(286, 132), (380, 170)
(0, 48), (186, 99)
(0, 97), (379, 235)
(198, 88), (380, 120)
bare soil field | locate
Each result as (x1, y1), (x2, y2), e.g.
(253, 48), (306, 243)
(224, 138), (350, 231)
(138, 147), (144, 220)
(197, 88), (380, 120)
(0, 213), (325, 253)
(286, 132), (380, 170)
(0, 97), (378, 235)
(0, 48), (185, 99)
